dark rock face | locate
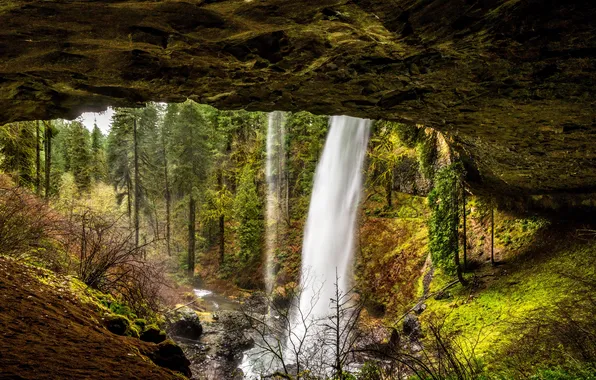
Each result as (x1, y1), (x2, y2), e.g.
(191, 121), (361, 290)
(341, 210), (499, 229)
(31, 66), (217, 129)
(168, 307), (203, 340)
(143, 340), (192, 378)
(1, 1), (595, 196)
(402, 313), (422, 340)
(103, 314), (130, 336)
(140, 326), (167, 344)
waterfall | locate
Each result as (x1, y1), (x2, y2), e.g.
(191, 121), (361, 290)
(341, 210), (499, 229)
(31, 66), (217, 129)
(288, 115), (371, 364)
(241, 115), (370, 379)
(265, 111), (287, 295)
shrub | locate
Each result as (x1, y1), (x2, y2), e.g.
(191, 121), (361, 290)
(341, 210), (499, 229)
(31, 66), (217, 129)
(64, 208), (164, 317)
(0, 181), (68, 270)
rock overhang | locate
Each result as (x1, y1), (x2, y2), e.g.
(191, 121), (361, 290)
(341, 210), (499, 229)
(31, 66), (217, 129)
(0, 0), (594, 197)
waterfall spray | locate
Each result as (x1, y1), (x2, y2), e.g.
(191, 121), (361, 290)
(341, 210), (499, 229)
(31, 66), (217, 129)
(241, 115), (370, 378)
(265, 111), (287, 295)
(287, 115), (371, 365)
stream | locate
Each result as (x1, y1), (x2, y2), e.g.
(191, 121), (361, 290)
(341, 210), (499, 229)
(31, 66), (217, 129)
(170, 288), (262, 380)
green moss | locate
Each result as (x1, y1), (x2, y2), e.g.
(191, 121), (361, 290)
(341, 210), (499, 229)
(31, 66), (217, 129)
(421, 238), (596, 374)
(427, 163), (463, 274)
(417, 131), (438, 180)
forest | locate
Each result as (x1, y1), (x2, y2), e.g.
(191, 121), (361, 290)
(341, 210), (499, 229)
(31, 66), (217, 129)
(1, 100), (594, 380)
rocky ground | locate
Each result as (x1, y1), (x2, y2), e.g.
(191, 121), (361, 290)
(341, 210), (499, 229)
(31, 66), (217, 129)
(167, 294), (263, 380)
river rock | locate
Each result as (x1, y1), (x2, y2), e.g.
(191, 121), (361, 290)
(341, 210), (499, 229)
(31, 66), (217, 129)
(168, 306), (203, 340)
(402, 313), (421, 340)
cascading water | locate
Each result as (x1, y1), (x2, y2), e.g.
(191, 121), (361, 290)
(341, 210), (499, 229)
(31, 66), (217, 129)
(287, 115), (371, 369)
(265, 111), (287, 296)
(241, 115), (370, 379)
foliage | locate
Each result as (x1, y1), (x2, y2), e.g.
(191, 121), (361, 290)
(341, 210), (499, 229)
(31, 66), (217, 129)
(367, 120), (406, 209)
(394, 122), (422, 148)
(0, 178), (67, 270)
(67, 121), (93, 191)
(234, 164), (263, 262)
(427, 163), (462, 274)
(0, 121), (36, 187)
(417, 130), (438, 180)
(90, 124), (108, 182)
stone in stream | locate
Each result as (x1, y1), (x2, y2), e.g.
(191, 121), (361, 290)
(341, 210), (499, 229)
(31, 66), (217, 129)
(168, 306), (203, 340)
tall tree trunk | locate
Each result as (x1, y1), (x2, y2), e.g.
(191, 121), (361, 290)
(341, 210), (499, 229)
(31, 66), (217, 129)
(133, 118), (140, 250)
(162, 132), (172, 256)
(218, 170), (225, 264)
(385, 173), (393, 208)
(454, 180), (467, 286)
(127, 185), (132, 227)
(462, 185), (467, 271)
(219, 214), (225, 264)
(188, 196), (196, 278)
(35, 121), (41, 194)
(43, 121), (52, 199)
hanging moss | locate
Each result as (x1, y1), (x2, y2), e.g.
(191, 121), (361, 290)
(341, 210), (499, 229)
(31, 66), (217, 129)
(417, 131), (438, 181)
(394, 122), (421, 148)
(427, 162), (463, 274)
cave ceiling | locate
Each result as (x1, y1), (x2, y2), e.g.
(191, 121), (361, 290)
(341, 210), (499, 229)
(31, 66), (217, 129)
(0, 0), (595, 197)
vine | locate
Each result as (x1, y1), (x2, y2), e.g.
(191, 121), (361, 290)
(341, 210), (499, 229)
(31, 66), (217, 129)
(427, 162), (464, 275)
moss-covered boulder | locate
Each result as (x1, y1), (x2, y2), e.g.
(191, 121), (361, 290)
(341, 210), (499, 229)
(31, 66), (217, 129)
(142, 340), (191, 378)
(103, 314), (140, 338)
(140, 325), (167, 344)
(167, 306), (202, 340)
(103, 314), (130, 336)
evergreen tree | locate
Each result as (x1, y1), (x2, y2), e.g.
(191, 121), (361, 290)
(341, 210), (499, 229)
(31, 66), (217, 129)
(0, 122), (37, 187)
(43, 120), (58, 198)
(168, 101), (216, 277)
(90, 123), (108, 182)
(107, 110), (135, 221)
(234, 165), (263, 262)
(69, 121), (92, 191)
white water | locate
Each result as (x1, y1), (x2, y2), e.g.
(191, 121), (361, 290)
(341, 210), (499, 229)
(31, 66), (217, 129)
(295, 115), (370, 323)
(265, 111), (287, 295)
(286, 115), (371, 371)
(241, 115), (371, 379)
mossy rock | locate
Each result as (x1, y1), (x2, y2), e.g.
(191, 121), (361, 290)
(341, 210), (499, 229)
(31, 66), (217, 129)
(167, 306), (202, 340)
(104, 314), (130, 336)
(103, 314), (140, 338)
(142, 340), (191, 377)
(134, 318), (147, 330)
(140, 325), (167, 344)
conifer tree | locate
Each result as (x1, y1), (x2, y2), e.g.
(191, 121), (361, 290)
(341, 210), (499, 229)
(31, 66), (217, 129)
(168, 101), (216, 277)
(69, 121), (92, 191)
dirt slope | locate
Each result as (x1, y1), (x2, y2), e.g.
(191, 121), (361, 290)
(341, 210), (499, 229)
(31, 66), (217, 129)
(0, 256), (182, 380)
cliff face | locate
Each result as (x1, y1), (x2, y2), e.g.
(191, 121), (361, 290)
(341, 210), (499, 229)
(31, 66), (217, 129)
(1, 0), (595, 197)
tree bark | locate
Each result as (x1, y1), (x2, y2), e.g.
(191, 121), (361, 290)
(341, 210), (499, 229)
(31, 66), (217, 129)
(385, 173), (392, 209)
(43, 121), (52, 199)
(454, 180), (467, 286)
(491, 202), (495, 266)
(462, 186), (467, 271)
(162, 128), (172, 256)
(133, 118), (140, 250)
(35, 121), (40, 194)
(188, 196), (196, 278)
(218, 170), (225, 264)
